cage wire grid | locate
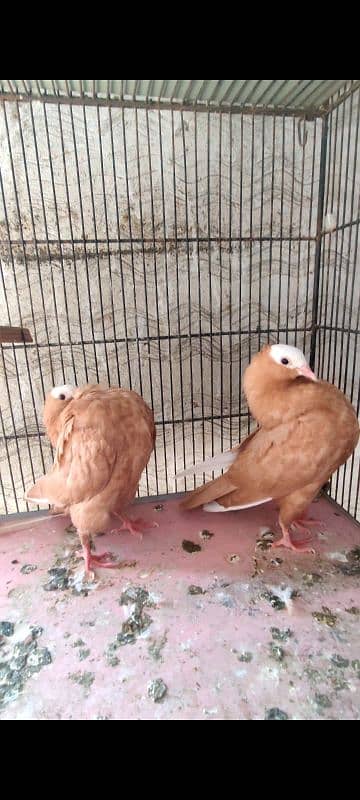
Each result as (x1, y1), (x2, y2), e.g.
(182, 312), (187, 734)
(0, 81), (359, 518)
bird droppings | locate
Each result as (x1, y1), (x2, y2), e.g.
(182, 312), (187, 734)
(328, 674), (349, 692)
(104, 642), (121, 667)
(237, 651), (253, 663)
(216, 592), (235, 608)
(270, 557), (283, 567)
(199, 529), (214, 540)
(265, 708), (289, 720)
(314, 693), (332, 709)
(304, 666), (322, 683)
(256, 529), (275, 550)
(43, 567), (70, 592)
(345, 606), (360, 615)
(272, 586), (298, 611)
(0, 622), (15, 637)
(251, 555), (263, 578)
(20, 564), (38, 575)
(148, 633), (168, 661)
(113, 585), (154, 646)
(27, 648), (52, 669)
(78, 649), (91, 661)
(153, 504), (163, 512)
(188, 585), (205, 595)
(269, 643), (286, 662)
(312, 607), (338, 627)
(302, 573), (323, 586)
(336, 547), (360, 576)
(148, 678), (168, 702)
(68, 671), (95, 690)
(120, 586), (151, 607)
(331, 654), (350, 669)
(182, 540), (202, 553)
(351, 660), (360, 678)
(259, 526), (274, 538)
(271, 628), (293, 642)
(328, 551), (348, 563)
(117, 612), (152, 646)
(43, 555), (98, 596)
(261, 591), (286, 611)
(0, 624), (52, 709)
(348, 546), (360, 561)
(107, 655), (120, 667)
(227, 553), (240, 564)
(30, 626), (44, 639)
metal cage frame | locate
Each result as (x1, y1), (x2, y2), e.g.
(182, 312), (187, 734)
(0, 80), (359, 519)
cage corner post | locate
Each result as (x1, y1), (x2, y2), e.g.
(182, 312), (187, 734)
(309, 114), (329, 371)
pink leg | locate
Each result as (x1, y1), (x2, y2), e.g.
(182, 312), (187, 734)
(81, 538), (121, 578)
(111, 514), (159, 540)
(272, 523), (316, 554)
(291, 521), (313, 539)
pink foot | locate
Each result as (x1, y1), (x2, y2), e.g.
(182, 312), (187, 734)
(272, 526), (315, 554)
(81, 542), (121, 578)
(112, 515), (159, 540)
(88, 551), (116, 564)
(290, 522), (313, 540)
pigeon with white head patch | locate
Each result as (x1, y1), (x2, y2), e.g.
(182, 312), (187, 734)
(179, 343), (359, 551)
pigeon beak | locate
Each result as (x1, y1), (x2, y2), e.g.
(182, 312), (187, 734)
(297, 364), (317, 382)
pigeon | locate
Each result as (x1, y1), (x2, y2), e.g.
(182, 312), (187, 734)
(178, 343), (359, 551)
(25, 384), (156, 575)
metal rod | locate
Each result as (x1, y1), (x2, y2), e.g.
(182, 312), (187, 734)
(0, 92), (323, 118)
(310, 115), (329, 369)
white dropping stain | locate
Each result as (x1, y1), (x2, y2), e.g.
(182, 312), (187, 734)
(70, 568), (99, 593)
(328, 551), (348, 563)
(258, 665), (280, 687)
(226, 553), (240, 564)
(270, 585), (294, 615)
(259, 526), (273, 537)
(180, 640), (194, 652)
(235, 669), (247, 678)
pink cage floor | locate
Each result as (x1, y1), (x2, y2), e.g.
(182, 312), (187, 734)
(0, 495), (359, 720)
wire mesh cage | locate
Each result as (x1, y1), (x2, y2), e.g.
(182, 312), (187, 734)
(0, 80), (359, 519)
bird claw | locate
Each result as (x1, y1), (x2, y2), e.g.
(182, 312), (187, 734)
(80, 543), (122, 574)
(272, 539), (316, 554)
(88, 551), (115, 563)
(290, 524), (313, 541)
(272, 528), (316, 554)
(291, 518), (324, 535)
(115, 516), (159, 539)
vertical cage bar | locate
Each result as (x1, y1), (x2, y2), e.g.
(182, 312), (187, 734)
(310, 115), (329, 369)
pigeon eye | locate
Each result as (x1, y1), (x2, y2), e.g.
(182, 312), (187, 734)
(58, 394), (66, 400)
(281, 358), (289, 366)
